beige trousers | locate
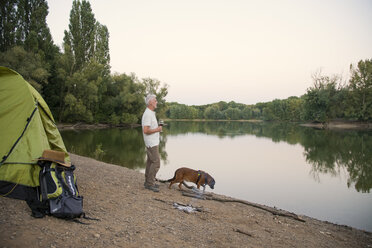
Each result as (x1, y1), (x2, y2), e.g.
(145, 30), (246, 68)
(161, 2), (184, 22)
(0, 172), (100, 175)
(145, 145), (160, 186)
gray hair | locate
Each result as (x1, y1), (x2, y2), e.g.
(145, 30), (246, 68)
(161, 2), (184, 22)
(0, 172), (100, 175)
(145, 94), (156, 106)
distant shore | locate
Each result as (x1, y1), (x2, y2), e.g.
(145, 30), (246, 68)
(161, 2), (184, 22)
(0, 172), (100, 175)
(56, 122), (141, 130)
(57, 119), (372, 130)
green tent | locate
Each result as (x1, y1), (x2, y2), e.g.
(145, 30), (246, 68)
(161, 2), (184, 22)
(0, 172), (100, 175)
(0, 66), (70, 200)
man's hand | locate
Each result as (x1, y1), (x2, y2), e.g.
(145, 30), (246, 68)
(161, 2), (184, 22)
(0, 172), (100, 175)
(143, 126), (162, 134)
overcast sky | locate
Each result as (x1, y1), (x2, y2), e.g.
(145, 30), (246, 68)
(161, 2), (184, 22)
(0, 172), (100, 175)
(46, 0), (372, 105)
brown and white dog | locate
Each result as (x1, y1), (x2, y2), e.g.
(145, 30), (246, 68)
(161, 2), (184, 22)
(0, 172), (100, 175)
(162, 167), (215, 190)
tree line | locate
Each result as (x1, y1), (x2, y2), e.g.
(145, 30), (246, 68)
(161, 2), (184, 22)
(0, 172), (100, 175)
(166, 61), (372, 123)
(1, 0), (371, 124)
(0, 0), (168, 125)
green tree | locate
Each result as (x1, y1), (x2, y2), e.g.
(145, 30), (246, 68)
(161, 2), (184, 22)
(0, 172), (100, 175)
(224, 107), (241, 120)
(47, 36), (75, 121)
(0, 0), (57, 92)
(204, 105), (223, 119)
(141, 77), (169, 118)
(66, 0), (96, 72)
(262, 99), (289, 121)
(189, 106), (200, 119)
(94, 21), (110, 74)
(286, 96), (304, 121)
(302, 72), (342, 123)
(255, 102), (266, 119)
(0, 1), (17, 51)
(217, 101), (228, 112)
(10, 0), (57, 57)
(348, 59), (372, 121)
(262, 102), (276, 121)
(62, 71), (94, 122)
(169, 104), (199, 119)
(0, 46), (49, 91)
(169, 104), (185, 119)
(100, 73), (145, 124)
(241, 106), (253, 119)
(57, 56), (110, 123)
(54, 0), (113, 123)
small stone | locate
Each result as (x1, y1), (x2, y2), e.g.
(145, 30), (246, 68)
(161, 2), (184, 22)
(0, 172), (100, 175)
(94, 233), (100, 238)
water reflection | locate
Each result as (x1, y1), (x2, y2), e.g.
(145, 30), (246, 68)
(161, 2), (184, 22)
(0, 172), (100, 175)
(61, 128), (167, 170)
(301, 129), (372, 193)
(166, 121), (372, 193)
(61, 121), (372, 193)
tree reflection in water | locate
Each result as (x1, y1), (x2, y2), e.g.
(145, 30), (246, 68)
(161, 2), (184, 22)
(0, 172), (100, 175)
(61, 128), (168, 170)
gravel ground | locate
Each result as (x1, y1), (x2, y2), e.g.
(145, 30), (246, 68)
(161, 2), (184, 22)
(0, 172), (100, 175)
(1, 153), (371, 248)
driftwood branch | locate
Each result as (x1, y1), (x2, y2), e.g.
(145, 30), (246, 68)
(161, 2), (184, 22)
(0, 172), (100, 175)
(181, 192), (305, 223)
(153, 198), (204, 212)
(153, 198), (170, 204)
(233, 228), (254, 237)
(173, 202), (204, 212)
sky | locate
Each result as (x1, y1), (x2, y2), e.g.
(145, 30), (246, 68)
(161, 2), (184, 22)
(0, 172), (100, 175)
(46, 0), (372, 106)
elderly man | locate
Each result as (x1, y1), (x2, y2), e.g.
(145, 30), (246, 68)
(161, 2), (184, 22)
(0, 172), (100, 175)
(142, 94), (162, 192)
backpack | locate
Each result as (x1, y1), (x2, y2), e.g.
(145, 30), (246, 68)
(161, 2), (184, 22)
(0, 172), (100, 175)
(38, 160), (84, 219)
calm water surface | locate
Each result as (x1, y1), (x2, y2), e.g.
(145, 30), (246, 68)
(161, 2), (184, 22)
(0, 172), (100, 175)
(61, 121), (372, 232)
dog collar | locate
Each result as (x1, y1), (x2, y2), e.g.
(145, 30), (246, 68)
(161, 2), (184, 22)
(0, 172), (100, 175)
(196, 171), (202, 185)
(196, 170), (207, 187)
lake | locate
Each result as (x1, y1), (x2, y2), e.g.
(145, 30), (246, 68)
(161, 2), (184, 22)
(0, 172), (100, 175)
(60, 121), (372, 232)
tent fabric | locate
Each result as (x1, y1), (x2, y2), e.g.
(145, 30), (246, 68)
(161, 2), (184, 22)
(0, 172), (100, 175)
(0, 66), (70, 198)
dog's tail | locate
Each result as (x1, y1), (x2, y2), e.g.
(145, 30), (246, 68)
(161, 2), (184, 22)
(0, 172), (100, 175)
(156, 171), (176, 183)
(156, 178), (194, 189)
(156, 178), (173, 183)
